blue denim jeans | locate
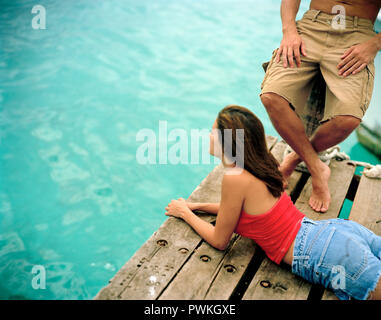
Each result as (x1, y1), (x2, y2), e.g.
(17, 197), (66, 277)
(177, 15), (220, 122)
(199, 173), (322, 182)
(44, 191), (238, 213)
(292, 217), (381, 300)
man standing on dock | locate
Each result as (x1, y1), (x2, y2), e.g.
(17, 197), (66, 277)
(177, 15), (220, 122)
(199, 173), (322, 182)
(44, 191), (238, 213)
(260, 0), (381, 212)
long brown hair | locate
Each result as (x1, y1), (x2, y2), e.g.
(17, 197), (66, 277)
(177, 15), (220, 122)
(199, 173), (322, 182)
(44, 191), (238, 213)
(217, 104), (284, 198)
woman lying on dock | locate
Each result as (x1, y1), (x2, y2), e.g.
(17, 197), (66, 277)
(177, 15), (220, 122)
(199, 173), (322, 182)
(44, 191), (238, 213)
(164, 104), (381, 300)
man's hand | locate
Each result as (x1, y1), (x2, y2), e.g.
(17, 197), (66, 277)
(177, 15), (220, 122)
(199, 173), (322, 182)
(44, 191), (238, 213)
(276, 29), (307, 68)
(337, 38), (379, 77)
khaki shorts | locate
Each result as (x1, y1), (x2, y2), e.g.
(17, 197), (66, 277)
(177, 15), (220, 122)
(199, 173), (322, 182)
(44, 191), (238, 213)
(261, 9), (376, 123)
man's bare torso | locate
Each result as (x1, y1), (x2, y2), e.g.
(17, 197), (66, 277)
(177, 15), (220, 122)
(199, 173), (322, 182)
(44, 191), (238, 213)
(310, 0), (381, 22)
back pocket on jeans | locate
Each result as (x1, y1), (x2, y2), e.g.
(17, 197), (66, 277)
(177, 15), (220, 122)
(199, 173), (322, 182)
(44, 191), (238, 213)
(316, 227), (367, 281)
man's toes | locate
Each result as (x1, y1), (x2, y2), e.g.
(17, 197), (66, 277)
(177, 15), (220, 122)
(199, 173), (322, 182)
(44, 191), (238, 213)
(315, 201), (323, 213)
(309, 198), (327, 213)
(310, 199), (320, 212)
(309, 198), (317, 211)
(320, 201), (330, 213)
(309, 199), (330, 213)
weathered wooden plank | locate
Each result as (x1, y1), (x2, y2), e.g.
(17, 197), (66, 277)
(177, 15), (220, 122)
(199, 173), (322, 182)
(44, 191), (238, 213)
(94, 212), (215, 300)
(203, 237), (258, 300)
(243, 159), (356, 300)
(295, 160), (356, 221)
(159, 235), (258, 300)
(158, 236), (237, 300)
(242, 259), (310, 300)
(348, 174), (381, 236)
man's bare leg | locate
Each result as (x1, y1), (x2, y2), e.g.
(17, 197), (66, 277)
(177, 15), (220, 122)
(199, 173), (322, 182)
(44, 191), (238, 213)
(260, 92), (331, 213)
(280, 115), (361, 180)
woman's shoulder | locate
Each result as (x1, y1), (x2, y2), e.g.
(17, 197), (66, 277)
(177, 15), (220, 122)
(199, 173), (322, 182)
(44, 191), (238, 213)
(222, 167), (262, 190)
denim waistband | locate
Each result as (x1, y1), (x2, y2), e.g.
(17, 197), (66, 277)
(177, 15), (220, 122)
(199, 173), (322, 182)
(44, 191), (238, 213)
(303, 9), (375, 30)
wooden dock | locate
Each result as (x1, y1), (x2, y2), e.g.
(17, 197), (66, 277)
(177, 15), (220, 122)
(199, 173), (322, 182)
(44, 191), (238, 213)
(94, 135), (381, 300)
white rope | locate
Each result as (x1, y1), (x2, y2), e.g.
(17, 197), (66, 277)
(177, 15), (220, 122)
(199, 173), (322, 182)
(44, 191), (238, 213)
(362, 165), (381, 178)
(282, 144), (381, 179)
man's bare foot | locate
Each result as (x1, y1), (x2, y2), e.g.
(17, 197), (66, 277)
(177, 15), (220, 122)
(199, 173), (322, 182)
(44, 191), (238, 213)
(309, 161), (331, 213)
(279, 151), (301, 188)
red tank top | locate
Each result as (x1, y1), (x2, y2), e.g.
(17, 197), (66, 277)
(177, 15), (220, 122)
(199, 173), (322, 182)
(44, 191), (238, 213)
(234, 191), (305, 264)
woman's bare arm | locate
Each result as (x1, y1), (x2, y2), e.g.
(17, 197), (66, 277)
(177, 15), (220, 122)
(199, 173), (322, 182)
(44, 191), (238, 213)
(181, 174), (245, 250)
(188, 202), (220, 215)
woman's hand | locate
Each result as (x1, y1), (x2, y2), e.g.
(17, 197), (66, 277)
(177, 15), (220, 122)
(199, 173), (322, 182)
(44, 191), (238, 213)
(165, 198), (192, 219)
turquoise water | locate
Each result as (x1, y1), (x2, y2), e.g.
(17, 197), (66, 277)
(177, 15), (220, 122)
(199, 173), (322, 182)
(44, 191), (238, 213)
(0, 0), (380, 299)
